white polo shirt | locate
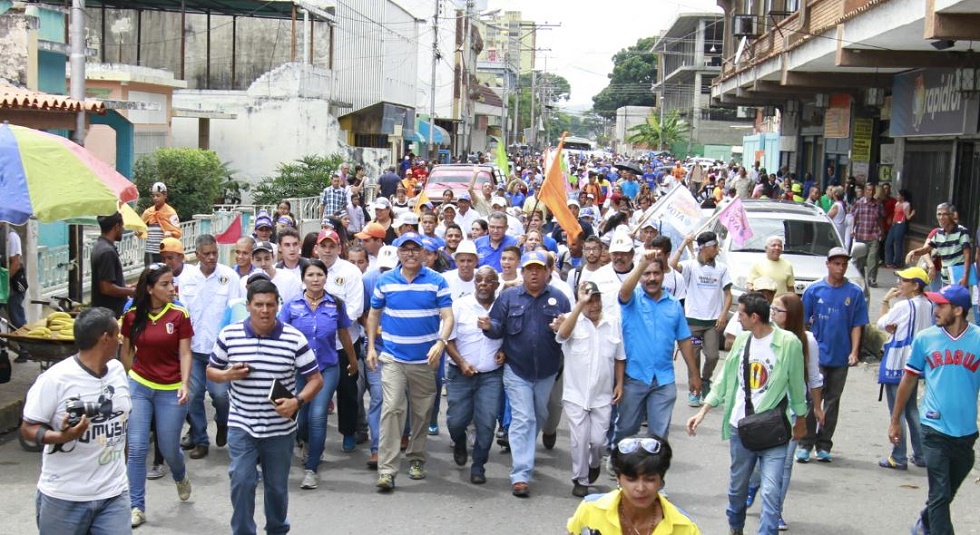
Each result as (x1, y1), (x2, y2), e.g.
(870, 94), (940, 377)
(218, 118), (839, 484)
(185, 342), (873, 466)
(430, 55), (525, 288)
(179, 262), (242, 354)
(557, 314), (625, 410)
(324, 258), (364, 344)
(450, 294), (503, 372)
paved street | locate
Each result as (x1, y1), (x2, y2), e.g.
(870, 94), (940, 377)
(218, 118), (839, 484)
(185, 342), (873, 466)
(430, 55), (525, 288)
(1, 279), (979, 534)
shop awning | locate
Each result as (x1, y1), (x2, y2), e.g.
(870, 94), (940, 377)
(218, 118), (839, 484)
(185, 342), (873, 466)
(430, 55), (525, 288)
(416, 119), (450, 146)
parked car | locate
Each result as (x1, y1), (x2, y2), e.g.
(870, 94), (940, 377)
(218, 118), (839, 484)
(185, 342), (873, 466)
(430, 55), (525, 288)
(422, 164), (504, 206)
(711, 199), (868, 300)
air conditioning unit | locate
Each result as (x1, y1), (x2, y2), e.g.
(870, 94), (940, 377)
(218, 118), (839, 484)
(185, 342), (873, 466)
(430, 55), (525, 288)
(733, 15), (761, 38)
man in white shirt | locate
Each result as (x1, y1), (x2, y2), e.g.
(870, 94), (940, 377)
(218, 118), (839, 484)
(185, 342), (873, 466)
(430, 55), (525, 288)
(589, 231), (636, 322)
(649, 235), (685, 301)
(4, 226), (25, 330)
(179, 234), (243, 458)
(316, 228), (366, 452)
(443, 240), (479, 301)
(275, 227), (309, 277)
(240, 241), (302, 304)
(445, 266), (505, 484)
(567, 235), (604, 295)
(670, 231), (733, 408)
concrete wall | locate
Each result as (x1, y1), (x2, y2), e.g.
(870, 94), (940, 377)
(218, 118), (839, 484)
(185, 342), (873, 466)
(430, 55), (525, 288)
(614, 106), (654, 155)
(0, 13), (34, 87)
(391, 0), (455, 120)
(694, 119), (749, 146)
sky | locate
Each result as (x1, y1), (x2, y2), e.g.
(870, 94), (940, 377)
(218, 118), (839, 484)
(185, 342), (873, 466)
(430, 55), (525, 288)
(484, 0), (723, 111)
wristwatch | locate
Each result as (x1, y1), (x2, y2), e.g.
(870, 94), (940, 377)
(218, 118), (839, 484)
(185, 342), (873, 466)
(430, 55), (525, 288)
(295, 396), (305, 409)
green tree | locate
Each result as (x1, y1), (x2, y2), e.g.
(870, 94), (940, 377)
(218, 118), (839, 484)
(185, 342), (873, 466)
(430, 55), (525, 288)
(510, 72), (571, 142)
(133, 148), (226, 220)
(251, 154), (344, 205)
(592, 37), (658, 119)
(627, 109), (690, 150)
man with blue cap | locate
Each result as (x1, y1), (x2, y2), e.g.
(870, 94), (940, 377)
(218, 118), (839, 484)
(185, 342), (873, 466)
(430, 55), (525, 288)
(482, 250), (571, 498)
(889, 284), (980, 535)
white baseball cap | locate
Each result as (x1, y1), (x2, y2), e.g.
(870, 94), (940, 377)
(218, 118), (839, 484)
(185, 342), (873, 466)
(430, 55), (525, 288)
(151, 182), (167, 194)
(377, 245), (399, 270)
(609, 232), (635, 254)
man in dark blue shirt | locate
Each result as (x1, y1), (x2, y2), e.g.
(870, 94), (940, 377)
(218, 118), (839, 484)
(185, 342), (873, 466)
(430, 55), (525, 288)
(483, 250), (570, 498)
(378, 166), (402, 200)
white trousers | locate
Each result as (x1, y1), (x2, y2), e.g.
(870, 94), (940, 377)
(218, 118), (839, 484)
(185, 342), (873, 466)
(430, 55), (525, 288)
(563, 400), (612, 485)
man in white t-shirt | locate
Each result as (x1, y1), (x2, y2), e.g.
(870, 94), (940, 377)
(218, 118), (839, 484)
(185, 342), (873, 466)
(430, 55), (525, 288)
(443, 240), (478, 301)
(21, 308), (132, 533)
(648, 235), (686, 301)
(566, 235), (604, 296)
(670, 231), (732, 407)
(241, 241), (302, 304)
(589, 231), (636, 322)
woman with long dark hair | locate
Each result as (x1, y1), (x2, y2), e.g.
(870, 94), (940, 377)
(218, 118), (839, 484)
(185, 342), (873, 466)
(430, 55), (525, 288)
(884, 189), (915, 268)
(278, 259), (358, 490)
(121, 264), (194, 527)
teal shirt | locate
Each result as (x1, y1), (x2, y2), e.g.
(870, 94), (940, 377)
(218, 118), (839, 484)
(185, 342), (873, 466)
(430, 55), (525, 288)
(704, 326), (809, 440)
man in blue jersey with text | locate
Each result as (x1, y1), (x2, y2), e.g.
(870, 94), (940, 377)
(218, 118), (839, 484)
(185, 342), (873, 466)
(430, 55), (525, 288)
(889, 284), (980, 535)
(366, 232), (454, 491)
(798, 247), (868, 463)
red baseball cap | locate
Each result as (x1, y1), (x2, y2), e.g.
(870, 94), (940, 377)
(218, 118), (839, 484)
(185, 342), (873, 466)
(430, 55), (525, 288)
(317, 229), (340, 244)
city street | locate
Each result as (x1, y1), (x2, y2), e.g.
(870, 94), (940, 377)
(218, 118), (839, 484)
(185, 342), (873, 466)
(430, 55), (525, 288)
(1, 280), (978, 534)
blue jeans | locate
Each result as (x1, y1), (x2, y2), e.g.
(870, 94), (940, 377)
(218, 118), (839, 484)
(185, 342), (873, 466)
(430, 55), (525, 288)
(615, 376), (678, 441)
(227, 427), (295, 535)
(296, 365), (340, 472)
(749, 429), (800, 518)
(446, 365), (504, 471)
(7, 288), (25, 328)
(36, 491), (130, 535)
(728, 427), (786, 535)
(188, 352), (230, 447)
(502, 365), (554, 484)
(364, 357), (384, 454)
(884, 221), (908, 266)
(885, 381), (923, 462)
(918, 426), (977, 535)
(127, 379), (187, 512)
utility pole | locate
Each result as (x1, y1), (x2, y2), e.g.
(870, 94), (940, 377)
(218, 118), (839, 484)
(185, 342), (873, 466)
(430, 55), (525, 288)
(529, 70), (536, 149)
(70, 0), (86, 145)
(429, 3), (439, 158)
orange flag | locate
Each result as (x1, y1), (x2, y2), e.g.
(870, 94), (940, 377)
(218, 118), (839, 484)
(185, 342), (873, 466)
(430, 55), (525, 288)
(538, 132), (583, 242)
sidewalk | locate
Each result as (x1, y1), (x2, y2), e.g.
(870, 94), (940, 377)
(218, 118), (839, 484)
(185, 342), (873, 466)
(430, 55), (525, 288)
(0, 356), (41, 438)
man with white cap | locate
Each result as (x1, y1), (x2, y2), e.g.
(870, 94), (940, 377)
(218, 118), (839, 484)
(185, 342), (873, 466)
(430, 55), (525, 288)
(455, 193), (481, 234)
(435, 204), (458, 239)
(491, 196), (525, 238)
(443, 240), (479, 300)
(240, 240), (302, 304)
(140, 182), (182, 266)
(589, 230), (636, 322)
(393, 212), (419, 237)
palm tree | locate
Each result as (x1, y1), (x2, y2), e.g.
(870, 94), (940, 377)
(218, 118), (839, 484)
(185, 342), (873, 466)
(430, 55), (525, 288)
(627, 109), (690, 150)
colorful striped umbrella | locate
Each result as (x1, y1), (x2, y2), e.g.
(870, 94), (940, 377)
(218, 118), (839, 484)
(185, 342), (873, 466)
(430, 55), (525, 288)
(0, 123), (139, 224)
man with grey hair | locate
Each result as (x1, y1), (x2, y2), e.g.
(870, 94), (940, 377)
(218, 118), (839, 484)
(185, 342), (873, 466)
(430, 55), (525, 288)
(475, 211), (518, 271)
(180, 233), (243, 458)
(21, 307), (132, 534)
(907, 202), (972, 287)
(747, 235), (795, 295)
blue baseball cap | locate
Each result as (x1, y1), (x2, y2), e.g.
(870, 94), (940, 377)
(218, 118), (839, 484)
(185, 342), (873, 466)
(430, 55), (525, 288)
(925, 284), (972, 310)
(421, 237), (439, 252)
(393, 232), (425, 248)
(521, 250), (548, 268)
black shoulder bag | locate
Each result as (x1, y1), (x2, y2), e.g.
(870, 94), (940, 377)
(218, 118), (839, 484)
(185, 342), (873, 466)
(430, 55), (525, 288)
(736, 336), (791, 451)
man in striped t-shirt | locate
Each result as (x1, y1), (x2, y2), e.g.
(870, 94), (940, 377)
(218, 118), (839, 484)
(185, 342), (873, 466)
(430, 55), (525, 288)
(366, 232), (454, 491)
(907, 203), (972, 287)
(208, 279), (323, 535)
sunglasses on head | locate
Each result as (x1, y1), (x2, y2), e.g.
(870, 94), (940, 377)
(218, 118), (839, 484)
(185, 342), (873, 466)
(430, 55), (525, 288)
(615, 437), (662, 455)
(148, 262), (167, 272)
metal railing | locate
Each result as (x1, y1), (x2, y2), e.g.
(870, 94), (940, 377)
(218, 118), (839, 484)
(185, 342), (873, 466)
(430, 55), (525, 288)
(37, 197), (321, 299)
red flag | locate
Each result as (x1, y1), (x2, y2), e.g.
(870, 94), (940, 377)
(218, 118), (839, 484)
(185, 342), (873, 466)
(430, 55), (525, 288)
(537, 133), (583, 242)
(215, 213), (243, 244)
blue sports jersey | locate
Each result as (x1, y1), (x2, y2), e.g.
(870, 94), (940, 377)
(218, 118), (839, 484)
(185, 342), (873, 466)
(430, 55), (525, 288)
(905, 324), (980, 437)
(802, 279), (868, 367)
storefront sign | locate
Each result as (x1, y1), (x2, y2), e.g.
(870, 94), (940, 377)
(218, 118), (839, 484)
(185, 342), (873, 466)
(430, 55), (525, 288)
(824, 94), (852, 139)
(851, 118), (873, 162)
(891, 68), (978, 137)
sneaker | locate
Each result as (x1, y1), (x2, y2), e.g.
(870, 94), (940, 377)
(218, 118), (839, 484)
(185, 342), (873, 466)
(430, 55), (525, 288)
(131, 508), (146, 528)
(146, 464), (167, 480)
(453, 439), (468, 467)
(216, 424), (228, 448)
(687, 392), (702, 407)
(176, 476), (192, 501)
(909, 455), (927, 468)
(376, 473), (395, 491)
(815, 449), (833, 462)
(572, 482), (590, 498)
(588, 464), (601, 484)
(879, 456), (908, 470)
(778, 517), (788, 531)
(745, 485), (759, 508)
(355, 429), (369, 444)
(794, 448), (810, 463)
(470, 467), (487, 485)
(701, 379), (712, 401)
(301, 469), (319, 489)
(188, 445), (209, 459)
(342, 435), (357, 452)
(408, 460), (426, 480)
(427, 424), (439, 436)
(367, 452), (379, 470)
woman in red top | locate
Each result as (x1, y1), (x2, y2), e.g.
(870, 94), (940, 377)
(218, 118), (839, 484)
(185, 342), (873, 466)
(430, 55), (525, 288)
(121, 263), (194, 527)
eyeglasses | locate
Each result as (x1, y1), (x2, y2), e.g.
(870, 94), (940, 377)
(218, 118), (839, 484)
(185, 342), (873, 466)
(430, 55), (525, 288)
(399, 247), (422, 255)
(615, 437), (662, 455)
(770, 305), (787, 314)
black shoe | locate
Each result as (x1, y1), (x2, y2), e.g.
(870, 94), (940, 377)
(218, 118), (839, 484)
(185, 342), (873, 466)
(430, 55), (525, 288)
(470, 468), (487, 485)
(180, 433), (194, 451)
(14, 354), (28, 363)
(572, 482), (590, 498)
(588, 465), (600, 484)
(355, 430), (369, 444)
(453, 438), (468, 467)
(497, 433), (510, 448)
(542, 432), (557, 450)
(215, 424), (228, 448)
(188, 445), (209, 459)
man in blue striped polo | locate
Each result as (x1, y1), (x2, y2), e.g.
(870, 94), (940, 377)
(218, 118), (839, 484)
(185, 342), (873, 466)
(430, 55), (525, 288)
(366, 232), (454, 491)
(207, 279), (324, 535)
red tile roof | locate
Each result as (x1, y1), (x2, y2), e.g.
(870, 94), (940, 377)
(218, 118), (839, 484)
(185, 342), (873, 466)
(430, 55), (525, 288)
(0, 85), (106, 114)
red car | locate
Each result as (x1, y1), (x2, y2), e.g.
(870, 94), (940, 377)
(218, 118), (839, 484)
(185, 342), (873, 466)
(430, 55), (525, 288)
(422, 164), (504, 206)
